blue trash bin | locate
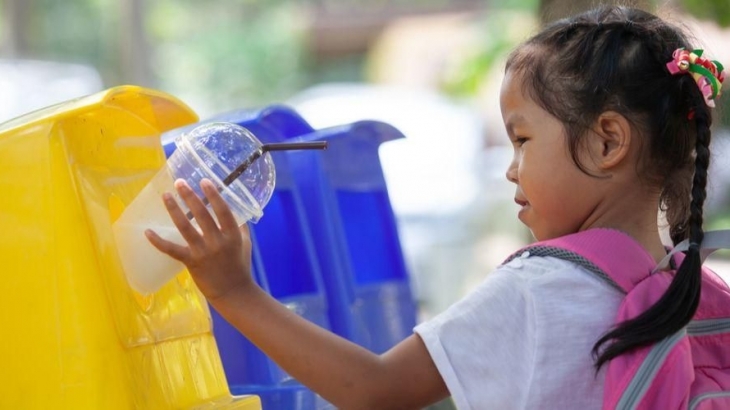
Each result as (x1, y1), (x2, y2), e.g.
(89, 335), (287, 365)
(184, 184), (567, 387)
(160, 106), (418, 407)
(284, 120), (418, 353)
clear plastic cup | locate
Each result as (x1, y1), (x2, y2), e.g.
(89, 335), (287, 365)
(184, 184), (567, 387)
(113, 122), (276, 294)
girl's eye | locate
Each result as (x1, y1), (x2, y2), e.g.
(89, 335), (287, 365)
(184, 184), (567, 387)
(515, 137), (528, 146)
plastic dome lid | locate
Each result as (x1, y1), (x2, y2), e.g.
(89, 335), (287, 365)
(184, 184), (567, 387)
(174, 122), (276, 222)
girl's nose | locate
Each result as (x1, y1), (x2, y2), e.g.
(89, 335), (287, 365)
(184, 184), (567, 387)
(505, 159), (518, 184)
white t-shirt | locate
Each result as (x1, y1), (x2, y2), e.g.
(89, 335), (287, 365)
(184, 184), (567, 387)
(415, 252), (624, 410)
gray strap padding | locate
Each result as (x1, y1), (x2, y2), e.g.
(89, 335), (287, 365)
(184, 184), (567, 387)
(652, 230), (730, 273)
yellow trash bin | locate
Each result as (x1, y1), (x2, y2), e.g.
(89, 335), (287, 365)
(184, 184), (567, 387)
(0, 86), (261, 410)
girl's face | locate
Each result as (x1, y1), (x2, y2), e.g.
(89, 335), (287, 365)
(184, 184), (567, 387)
(500, 70), (599, 241)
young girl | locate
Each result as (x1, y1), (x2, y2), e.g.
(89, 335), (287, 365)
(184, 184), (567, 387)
(146, 6), (726, 409)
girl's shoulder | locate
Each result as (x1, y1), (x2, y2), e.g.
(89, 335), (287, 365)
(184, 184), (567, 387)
(497, 250), (623, 294)
(417, 250), (619, 410)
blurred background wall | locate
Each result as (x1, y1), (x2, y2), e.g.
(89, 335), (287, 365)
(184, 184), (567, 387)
(2, 0), (729, 320)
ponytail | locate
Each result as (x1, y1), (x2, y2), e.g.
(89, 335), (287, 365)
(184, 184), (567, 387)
(592, 111), (711, 370)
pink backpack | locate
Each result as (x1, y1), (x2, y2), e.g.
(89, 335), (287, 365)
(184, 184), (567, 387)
(505, 228), (730, 409)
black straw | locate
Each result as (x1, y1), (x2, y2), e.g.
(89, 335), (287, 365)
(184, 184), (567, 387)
(222, 141), (327, 186)
(185, 141), (327, 220)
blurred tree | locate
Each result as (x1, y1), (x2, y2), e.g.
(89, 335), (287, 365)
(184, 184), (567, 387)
(442, 12), (526, 97)
(0, 0), (312, 110)
(119, 0), (152, 87)
(1, 0), (31, 57)
(3, 0), (123, 83)
(147, 1), (311, 113)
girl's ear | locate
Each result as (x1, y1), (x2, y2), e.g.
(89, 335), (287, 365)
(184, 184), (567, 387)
(588, 111), (633, 170)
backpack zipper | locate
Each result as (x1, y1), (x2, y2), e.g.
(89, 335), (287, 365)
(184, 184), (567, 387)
(686, 319), (730, 410)
(615, 329), (686, 409)
(687, 317), (730, 336)
(689, 391), (730, 410)
(617, 318), (730, 410)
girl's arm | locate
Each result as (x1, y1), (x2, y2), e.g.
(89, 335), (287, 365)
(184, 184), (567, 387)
(145, 179), (449, 409)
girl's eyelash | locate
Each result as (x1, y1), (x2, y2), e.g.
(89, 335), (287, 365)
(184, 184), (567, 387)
(514, 137), (528, 146)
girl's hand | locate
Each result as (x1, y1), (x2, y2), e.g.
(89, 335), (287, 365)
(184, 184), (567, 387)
(145, 178), (254, 303)
(146, 180), (448, 409)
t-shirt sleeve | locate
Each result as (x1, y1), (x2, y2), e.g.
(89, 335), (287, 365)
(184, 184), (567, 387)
(414, 261), (539, 410)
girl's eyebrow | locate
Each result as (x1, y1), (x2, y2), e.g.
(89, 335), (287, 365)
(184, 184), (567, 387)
(505, 113), (527, 135)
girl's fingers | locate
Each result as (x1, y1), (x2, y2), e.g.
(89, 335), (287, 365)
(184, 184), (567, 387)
(201, 179), (240, 236)
(162, 190), (204, 247)
(239, 223), (253, 248)
(174, 179), (220, 238)
(145, 229), (191, 262)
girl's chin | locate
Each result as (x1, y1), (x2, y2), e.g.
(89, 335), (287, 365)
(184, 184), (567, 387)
(516, 213), (538, 240)
(517, 205), (531, 225)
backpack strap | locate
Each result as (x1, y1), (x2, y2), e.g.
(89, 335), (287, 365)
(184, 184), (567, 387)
(653, 229), (730, 272)
(504, 228), (655, 293)
(505, 228), (730, 293)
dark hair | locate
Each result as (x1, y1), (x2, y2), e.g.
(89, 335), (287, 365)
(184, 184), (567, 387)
(505, 6), (714, 370)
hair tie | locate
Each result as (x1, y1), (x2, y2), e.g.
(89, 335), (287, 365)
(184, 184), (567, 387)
(666, 48), (726, 108)
(689, 241), (701, 252)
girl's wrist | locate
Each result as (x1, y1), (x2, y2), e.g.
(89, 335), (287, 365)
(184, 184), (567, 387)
(206, 278), (260, 309)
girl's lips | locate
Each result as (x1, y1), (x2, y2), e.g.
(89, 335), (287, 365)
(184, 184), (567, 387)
(515, 198), (529, 223)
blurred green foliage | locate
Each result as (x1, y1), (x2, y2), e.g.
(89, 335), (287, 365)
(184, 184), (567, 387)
(441, 14), (524, 96)
(442, 0), (537, 96)
(3, 0), (728, 115)
(148, 1), (311, 111)
(5, 0), (490, 113)
(23, 0), (119, 80)
(682, 0), (730, 27)
(10, 0), (322, 111)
